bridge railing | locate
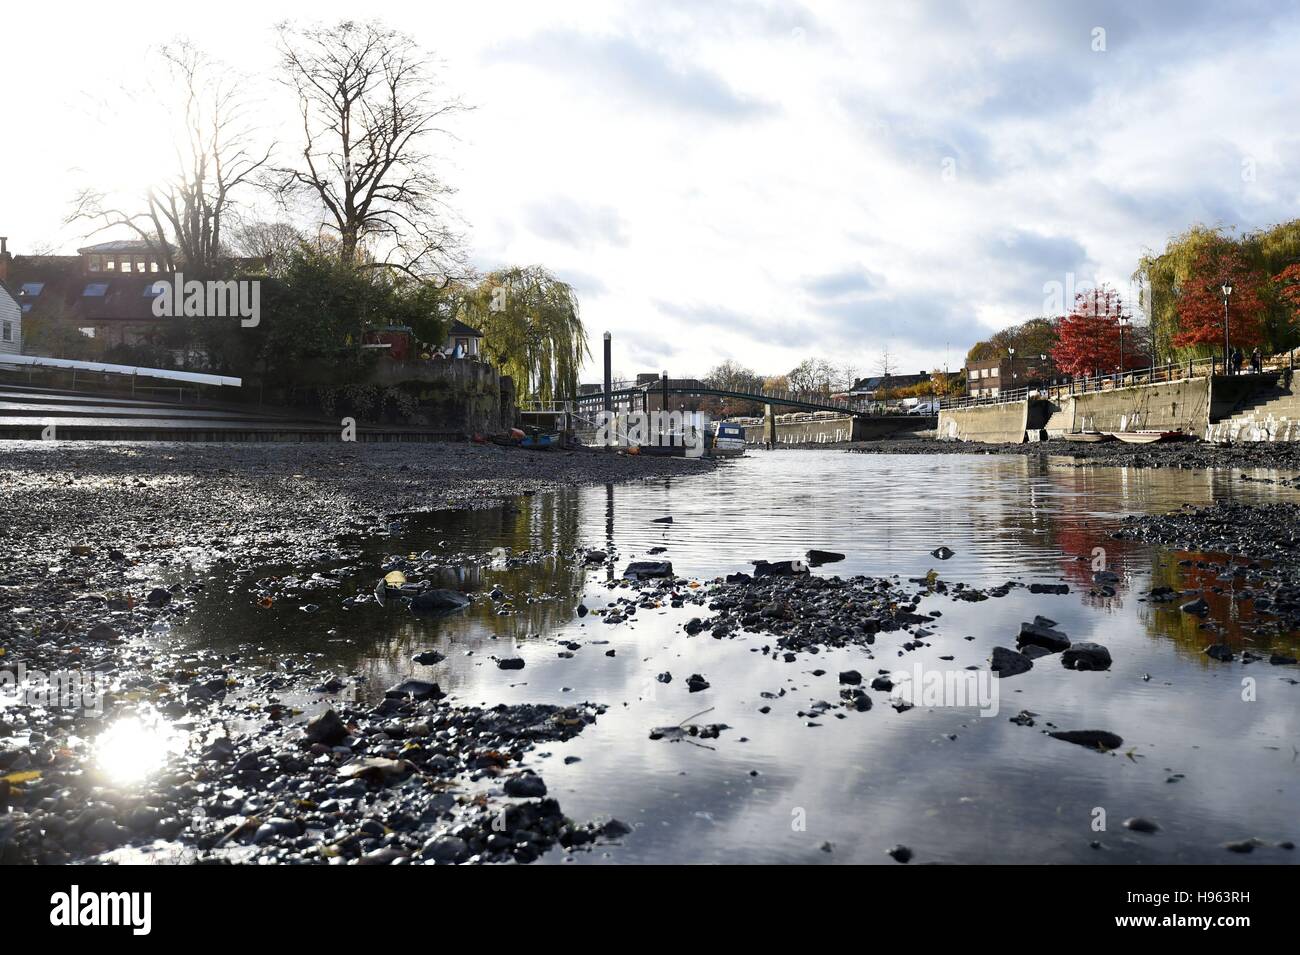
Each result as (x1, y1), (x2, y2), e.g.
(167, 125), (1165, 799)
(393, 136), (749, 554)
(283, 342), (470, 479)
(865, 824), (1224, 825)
(937, 355), (1254, 410)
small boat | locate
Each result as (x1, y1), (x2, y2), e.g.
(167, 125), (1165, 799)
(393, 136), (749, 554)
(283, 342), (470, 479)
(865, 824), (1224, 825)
(1109, 430), (1185, 444)
(710, 422), (747, 457)
(519, 432), (560, 450)
(1061, 431), (1114, 443)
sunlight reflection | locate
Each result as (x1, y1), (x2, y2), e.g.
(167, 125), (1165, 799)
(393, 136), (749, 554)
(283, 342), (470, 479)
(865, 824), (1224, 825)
(94, 714), (185, 785)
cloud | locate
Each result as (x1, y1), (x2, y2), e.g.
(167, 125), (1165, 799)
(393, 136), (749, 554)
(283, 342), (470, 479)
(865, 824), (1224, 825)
(522, 197), (629, 249)
(483, 30), (772, 120)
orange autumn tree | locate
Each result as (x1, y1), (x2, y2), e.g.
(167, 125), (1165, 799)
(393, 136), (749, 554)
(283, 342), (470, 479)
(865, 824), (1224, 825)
(1173, 247), (1267, 353)
(1051, 284), (1138, 377)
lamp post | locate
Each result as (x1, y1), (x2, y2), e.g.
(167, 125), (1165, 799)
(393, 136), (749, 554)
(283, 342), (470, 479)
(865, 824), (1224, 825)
(1118, 313), (1128, 379)
(1221, 280), (1233, 374)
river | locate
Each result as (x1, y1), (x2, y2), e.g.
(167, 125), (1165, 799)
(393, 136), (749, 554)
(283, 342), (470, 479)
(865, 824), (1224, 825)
(155, 449), (1300, 864)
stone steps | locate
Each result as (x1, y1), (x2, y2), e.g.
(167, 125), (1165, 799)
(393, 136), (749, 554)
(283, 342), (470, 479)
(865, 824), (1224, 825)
(1208, 382), (1300, 442)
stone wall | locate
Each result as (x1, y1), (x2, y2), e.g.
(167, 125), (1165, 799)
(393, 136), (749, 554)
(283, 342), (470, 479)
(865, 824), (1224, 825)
(364, 359), (514, 433)
(937, 399), (1050, 443)
(1046, 377), (1211, 436)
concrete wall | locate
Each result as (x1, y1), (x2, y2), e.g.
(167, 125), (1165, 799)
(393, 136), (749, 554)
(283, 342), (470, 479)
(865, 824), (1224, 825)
(1045, 377), (1211, 436)
(937, 400), (1046, 443)
(743, 414), (936, 445)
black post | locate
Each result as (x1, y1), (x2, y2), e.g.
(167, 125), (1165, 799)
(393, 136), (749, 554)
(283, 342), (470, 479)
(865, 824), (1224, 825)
(602, 331), (612, 415)
(1223, 293), (1231, 374)
(660, 371), (669, 445)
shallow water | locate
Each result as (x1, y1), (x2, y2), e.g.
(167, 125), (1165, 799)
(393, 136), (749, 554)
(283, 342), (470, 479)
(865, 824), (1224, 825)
(161, 450), (1300, 864)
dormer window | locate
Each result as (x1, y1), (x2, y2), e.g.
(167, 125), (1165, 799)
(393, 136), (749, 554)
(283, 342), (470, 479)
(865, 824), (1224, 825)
(88, 255), (102, 272)
(104, 258), (116, 271)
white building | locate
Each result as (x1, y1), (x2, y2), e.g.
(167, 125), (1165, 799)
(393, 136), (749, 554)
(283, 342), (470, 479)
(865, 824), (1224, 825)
(0, 281), (21, 355)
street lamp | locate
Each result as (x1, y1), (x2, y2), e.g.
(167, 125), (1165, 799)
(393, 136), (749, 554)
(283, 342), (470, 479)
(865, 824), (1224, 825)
(1221, 280), (1233, 373)
(1118, 313), (1129, 377)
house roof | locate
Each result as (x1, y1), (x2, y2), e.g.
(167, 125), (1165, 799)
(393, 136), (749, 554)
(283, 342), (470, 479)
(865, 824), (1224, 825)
(448, 319), (483, 337)
(76, 239), (175, 255)
(850, 372), (932, 392)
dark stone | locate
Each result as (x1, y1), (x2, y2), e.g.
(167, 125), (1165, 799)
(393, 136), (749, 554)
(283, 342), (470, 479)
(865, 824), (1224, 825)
(410, 589), (471, 613)
(1061, 642), (1112, 671)
(887, 844), (913, 863)
(930, 546), (955, 560)
(989, 646), (1033, 678)
(1049, 729), (1123, 750)
(1028, 583), (1069, 594)
(413, 650), (446, 665)
(1017, 619), (1071, 653)
(385, 679), (444, 701)
(496, 657), (526, 670)
(1123, 817), (1161, 834)
(838, 670), (862, 685)
(686, 673), (710, 693)
(306, 709), (348, 745)
(1181, 597), (1210, 616)
(806, 549), (846, 566)
(623, 560), (674, 579)
(752, 559), (809, 577)
(503, 773), (548, 797)
(145, 587), (172, 608)
(1204, 643), (1234, 662)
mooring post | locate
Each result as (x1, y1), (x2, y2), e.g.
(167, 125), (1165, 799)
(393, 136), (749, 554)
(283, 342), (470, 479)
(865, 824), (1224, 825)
(602, 331), (612, 450)
(764, 403), (776, 449)
(660, 371), (669, 446)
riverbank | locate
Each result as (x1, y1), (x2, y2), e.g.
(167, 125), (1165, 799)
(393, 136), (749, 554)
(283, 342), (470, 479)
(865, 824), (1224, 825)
(0, 442), (713, 864)
(847, 436), (1300, 474)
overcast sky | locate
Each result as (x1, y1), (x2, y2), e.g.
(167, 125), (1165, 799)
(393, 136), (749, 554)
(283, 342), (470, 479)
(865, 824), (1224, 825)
(4, 0), (1299, 381)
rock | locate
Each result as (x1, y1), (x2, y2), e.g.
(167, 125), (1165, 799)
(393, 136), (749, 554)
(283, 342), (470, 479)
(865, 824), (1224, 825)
(1028, 582), (1069, 594)
(838, 670), (863, 685)
(496, 657), (526, 670)
(656, 671), (672, 683)
(504, 773), (548, 797)
(422, 835), (469, 863)
(306, 709), (348, 745)
(1049, 729), (1123, 751)
(584, 550), (607, 564)
(410, 589), (471, 613)
(1017, 619), (1071, 653)
(1061, 642), (1112, 671)
(686, 673), (710, 692)
(1270, 654), (1298, 665)
(1181, 597), (1210, 616)
(989, 646), (1033, 678)
(870, 675), (893, 691)
(887, 844), (913, 863)
(623, 560), (674, 579)
(413, 650), (446, 665)
(652, 516), (674, 524)
(1204, 643), (1234, 661)
(1093, 570), (1120, 585)
(145, 587), (172, 608)
(752, 559), (809, 577)
(1123, 817), (1161, 834)
(86, 622), (120, 642)
(384, 679), (443, 701)
(806, 549), (845, 566)
(930, 546), (955, 560)
(339, 757), (413, 785)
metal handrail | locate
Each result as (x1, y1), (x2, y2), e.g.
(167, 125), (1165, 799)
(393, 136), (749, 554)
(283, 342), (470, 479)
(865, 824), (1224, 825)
(936, 353), (1283, 410)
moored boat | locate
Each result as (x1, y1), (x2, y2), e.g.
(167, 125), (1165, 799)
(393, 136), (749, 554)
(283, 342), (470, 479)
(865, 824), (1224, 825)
(1109, 430), (1185, 444)
(710, 421), (747, 457)
(1061, 431), (1113, 443)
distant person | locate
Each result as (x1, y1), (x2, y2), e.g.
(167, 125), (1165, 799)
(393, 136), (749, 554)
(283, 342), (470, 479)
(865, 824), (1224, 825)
(1251, 347), (1262, 374)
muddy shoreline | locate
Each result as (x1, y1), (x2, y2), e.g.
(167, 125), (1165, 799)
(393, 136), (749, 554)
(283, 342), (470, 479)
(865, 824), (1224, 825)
(0, 442), (713, 864)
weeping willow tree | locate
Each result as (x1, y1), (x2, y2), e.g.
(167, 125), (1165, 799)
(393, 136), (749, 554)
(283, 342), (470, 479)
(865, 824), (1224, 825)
(461, 266), (588, 402)
(1134, 225), (1234, 364)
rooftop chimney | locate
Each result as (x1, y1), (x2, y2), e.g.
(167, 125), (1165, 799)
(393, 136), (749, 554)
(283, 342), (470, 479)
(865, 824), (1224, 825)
(0, 236), (10, 284)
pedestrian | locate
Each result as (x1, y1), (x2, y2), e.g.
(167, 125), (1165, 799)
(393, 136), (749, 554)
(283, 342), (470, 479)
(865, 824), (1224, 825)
(1232, 347), (1243, 375)
(1251, 347), (1262, 374)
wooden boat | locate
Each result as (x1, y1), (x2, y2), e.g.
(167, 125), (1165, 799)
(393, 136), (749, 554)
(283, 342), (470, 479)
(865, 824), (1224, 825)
(1108, 430), (1185, 444)
(1061, 431), (1113, 443)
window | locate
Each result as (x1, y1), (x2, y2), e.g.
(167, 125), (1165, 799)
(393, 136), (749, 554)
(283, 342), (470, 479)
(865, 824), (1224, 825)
(78, 327), (97, 339)
(119, 259), (131, 273)
(989, 367), (999, 377)
(88, 255), (101, 272)
(2, 320), (11, 342)
(83, 282), (109, 297)
(19, 282), (44, 297)
(150, 259), (160, 272)
(104, 258), (116, 271)
(135, 256), (147, 273)
(21, 303), (32, 314)
(144, 280), (168, 298)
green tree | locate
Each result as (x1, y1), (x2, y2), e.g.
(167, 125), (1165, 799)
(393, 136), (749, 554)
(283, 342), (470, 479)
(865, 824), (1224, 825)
(460, 266), (587, 402)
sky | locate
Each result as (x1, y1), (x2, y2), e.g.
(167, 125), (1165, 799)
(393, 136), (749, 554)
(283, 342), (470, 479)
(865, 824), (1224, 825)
(4, 0), (1300, 383)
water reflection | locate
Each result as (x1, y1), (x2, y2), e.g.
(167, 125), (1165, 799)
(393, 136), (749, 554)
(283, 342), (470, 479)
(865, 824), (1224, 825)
(94, 713), (186, 785)
(165, 451), (1300, 863)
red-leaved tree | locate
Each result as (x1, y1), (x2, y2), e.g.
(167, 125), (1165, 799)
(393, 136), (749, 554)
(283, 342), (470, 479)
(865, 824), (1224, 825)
(1051, 284), (1140, 377)
(1173, 247), (1266, 352)
(1274, 262), (1300, 312)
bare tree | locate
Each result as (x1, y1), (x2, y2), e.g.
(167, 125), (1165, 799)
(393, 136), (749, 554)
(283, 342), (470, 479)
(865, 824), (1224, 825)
(69, 42), (272, 273)
(273, 19), (467, 277)
(876, 347), (895, 400)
